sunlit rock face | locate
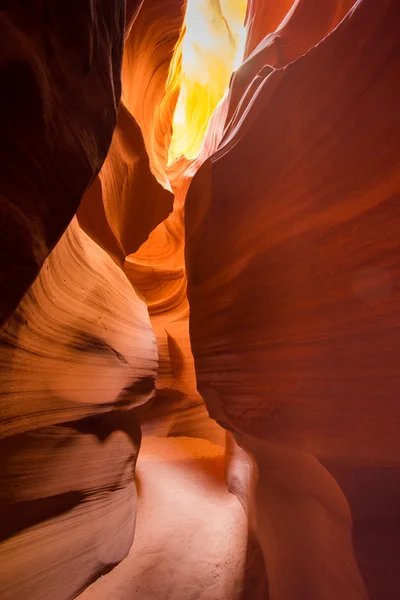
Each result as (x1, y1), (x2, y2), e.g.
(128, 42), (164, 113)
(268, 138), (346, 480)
(114, 0), (228, 443)
(0, 219), (157, 600)
(77, 100), (174, 264)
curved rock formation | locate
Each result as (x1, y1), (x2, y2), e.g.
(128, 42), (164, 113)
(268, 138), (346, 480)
(78, 100), (174, 261)
(0, 219), (157, 599)
(0, 3), (160, 597)
(0, 0), (125, 326)
(186, 0), (400, 598)
(2, 0), (400, 598)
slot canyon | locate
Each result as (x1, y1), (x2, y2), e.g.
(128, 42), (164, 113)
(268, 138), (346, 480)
(1, 0), (400, 598)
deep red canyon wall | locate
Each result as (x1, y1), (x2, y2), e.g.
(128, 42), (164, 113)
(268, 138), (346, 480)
(186, 1), (400, 598)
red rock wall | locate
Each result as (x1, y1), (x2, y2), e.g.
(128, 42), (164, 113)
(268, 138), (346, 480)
(0, 219), (158, 599)
(186, 0), (400, 598)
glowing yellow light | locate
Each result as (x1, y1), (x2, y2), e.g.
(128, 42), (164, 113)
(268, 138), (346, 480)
(167, 0), (248, 164)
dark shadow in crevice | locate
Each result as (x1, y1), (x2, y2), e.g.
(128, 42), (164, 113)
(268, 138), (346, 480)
(58, 407), (142, 445)
(0, 490), (84, 543)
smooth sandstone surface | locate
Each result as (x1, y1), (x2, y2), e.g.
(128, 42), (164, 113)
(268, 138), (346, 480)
(186, 1), (400, 598)
(1, 0), (400, 598)
(0, 219), (157, 599)
(79, 437), (249, 600)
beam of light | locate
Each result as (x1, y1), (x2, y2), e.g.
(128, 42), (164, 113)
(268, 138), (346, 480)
(167, 0), (248, 165)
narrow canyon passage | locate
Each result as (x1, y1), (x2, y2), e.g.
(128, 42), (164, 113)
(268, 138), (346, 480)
(1, 1), (400, 600)
(78, 436), (249, 600)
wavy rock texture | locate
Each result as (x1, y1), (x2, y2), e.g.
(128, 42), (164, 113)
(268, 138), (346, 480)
(0, 2), (225, 599)
(2, 0), (400, 598)
(227, 0), (357, 123)
(0, 3), (164, 596)
(78, 100), (174, 263)
(121, 0), (185, 182)
(0, 218), (157, 599)
(125, 165), (224, 443)
(186, 0), (400, 598)
(77, 0), (177, 265)
(95, 0), (225, 443)
(77, 0), (216, 442)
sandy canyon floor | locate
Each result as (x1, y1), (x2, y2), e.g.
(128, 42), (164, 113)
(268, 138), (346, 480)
(79, 436), (248, 600)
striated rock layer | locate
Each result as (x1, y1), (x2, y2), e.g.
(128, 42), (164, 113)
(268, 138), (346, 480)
(0, 2), (162, 598)
(0, 219), (157, 599)
(2, 0), (400, 598)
